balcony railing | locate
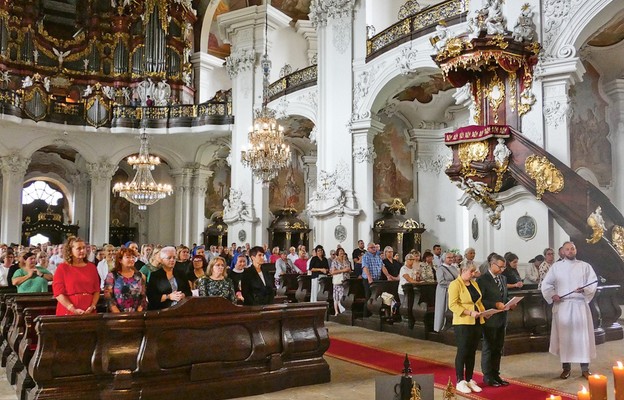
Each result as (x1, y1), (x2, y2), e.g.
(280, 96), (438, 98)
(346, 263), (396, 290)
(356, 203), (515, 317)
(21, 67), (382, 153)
(268, 65), (317, 102)
(0, 88), (234, 129)
(366, 0), (470, 61)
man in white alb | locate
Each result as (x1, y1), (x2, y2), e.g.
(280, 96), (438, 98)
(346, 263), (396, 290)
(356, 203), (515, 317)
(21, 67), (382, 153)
(541, 241), (597, 380)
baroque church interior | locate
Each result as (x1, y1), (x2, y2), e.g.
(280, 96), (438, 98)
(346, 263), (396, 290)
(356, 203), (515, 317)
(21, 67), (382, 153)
(1, 0), (624, 398)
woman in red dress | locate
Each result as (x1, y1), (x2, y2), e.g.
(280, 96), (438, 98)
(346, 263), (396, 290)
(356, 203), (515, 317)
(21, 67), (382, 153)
(53, 237), (100, 316)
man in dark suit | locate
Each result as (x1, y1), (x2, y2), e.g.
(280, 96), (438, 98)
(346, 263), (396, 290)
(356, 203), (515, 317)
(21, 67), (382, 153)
(476, 253), (510, 387)
(240, 246), (275, 305)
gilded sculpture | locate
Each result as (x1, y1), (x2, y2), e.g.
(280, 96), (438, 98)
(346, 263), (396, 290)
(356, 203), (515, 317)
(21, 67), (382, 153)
(457, 141), (489, 177)
(524, 155), (565, 200)
(586, 206), (606, 244)
(611, 225), (624, 260)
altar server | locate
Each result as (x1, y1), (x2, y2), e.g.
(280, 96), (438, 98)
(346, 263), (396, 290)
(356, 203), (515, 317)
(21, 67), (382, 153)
(541, 241), (597, 379)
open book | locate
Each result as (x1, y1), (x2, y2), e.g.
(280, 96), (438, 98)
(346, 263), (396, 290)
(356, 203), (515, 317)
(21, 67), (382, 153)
(479, 296), (524, 317)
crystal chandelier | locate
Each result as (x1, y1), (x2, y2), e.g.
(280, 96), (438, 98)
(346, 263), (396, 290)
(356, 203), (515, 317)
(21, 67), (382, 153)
(112, 124), (173, 210)
(241, 7), (291, 185)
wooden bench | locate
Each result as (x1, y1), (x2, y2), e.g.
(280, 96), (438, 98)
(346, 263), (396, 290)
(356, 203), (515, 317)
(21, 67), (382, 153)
(295, 275), (312, 302)
(400, 283), (437, 338)
(355, 280), (400, 331)
(26, 297), (330, 400)
(333, 278), (366, 326)
(277, 273), (301, 303)
(16, 306), (56, 400)
(1, 293), (52, 367)
(6, 296), (57, 385)
(317, 276), (333, 320)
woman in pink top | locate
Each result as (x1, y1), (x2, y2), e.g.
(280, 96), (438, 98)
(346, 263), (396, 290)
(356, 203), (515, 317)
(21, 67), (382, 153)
(294, 250), (308, 274)
(53, 237), (100, 316)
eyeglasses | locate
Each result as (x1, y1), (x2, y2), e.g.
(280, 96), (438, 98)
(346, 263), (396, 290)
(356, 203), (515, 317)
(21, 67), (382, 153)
(496, 263), (506, 269)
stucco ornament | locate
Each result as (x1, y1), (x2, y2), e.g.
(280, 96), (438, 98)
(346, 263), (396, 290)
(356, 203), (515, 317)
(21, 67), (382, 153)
(397, 48), (419, 75)
(353, 145), (376, 164)
(225, 49), (256, 79)
(223, 189), (256, 223)
(309, 0), (357, 27)
(0, 153), (30, 176)
(307, 161), (359, 217)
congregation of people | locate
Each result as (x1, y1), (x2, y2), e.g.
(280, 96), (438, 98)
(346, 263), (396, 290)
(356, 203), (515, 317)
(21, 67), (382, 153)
(0, 237), (598, 395)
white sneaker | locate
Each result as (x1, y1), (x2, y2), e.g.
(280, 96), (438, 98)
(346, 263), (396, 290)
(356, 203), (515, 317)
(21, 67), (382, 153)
(456, 380), (472, 394)
(467, 379), (482, 393)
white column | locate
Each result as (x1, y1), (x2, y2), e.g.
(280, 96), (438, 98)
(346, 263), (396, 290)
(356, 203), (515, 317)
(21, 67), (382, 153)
(604, 79), (624, 211)
(219, 5), (289, 245)
(189, 165), (213, 245)
(540, 57), (585, 165)
(307, 0), (360, 249)
(70, 172), (90, 239)
(539, 57), (584, 246)
(87, 162), (117, 246)
(351, 118), (384, 245)
(0, 155), (29, 244)
(191, 52), (228, 103)
(172, 168), (192, 245)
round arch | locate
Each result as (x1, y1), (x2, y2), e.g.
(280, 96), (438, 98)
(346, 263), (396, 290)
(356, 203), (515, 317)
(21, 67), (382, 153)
(20, 135), (99, 164)
(268, 89), (319, 125)
(544, 0), (623, 58)
(108, 143), (186, 171)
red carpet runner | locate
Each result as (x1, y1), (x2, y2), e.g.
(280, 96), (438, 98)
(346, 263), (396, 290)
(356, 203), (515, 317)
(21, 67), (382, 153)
(326, 337), (576, 400)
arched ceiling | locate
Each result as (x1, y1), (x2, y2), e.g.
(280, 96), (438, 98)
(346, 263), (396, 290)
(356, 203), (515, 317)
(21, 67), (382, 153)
(586, 9), (624, 47)
(195, 0), (311, 57)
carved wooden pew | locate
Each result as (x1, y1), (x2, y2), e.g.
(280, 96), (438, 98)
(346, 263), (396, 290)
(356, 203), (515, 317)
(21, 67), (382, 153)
(295, 275), (312, 302)
(26, 297), (330, 400)
(277, 273), (301, 303)
(317, 276), (333, 319)
(355, 280), (400, 332)
(333, 278), (366, 326)
(399, 283), (437, 339)
(16, 306), (56, 400)
(6, 296), (56, 384)
(1, 293), (52, 367)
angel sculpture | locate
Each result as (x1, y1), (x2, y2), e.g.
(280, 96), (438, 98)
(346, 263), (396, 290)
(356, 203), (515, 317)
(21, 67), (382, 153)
(43, 77), (51, 92)
(21, 76), (33, 89)
(52, 48), (71, 69)
(83, 85), (93, 97)
(0, 71), (10, 89)
(586, 206), (606, 244)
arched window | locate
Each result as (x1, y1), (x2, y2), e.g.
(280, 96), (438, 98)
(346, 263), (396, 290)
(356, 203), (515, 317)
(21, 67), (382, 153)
(22, 181), (63, 205)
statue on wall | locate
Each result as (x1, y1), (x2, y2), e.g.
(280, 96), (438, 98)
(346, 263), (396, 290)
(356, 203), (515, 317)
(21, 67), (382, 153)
(136, 78), (171, 106)
(223, 189), (255, 223)
(484, 0), (507, 35)
(430, 22), (449, 52)
(512, 4), (536, 42)
(52, 47), (71, 69)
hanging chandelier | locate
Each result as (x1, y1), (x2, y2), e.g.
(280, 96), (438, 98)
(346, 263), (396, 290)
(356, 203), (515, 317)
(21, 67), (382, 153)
(240, 8), (291, 185)
(112, 125), (173, 210)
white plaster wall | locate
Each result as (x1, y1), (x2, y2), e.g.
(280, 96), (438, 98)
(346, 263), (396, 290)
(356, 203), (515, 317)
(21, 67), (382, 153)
(145, 167), (175, 245)
(204, 64), (231, 101)
(417, 170), (464, 251)
(367, 0), (404, 33)
(269, 26), (310, 81)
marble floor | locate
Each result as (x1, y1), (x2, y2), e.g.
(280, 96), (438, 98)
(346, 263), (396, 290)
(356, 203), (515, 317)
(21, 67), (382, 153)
(0, 322), (621, 400)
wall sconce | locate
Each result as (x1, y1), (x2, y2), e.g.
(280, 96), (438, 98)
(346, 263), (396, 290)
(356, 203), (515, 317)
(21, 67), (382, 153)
(436, 215), (445, 222)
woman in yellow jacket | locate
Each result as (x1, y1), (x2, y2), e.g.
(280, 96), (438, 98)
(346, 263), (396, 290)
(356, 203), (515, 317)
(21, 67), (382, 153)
(448, 263), (486, 394)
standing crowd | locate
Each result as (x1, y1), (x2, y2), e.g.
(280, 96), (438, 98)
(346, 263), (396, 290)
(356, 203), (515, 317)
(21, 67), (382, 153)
(0, 238), (597, 393)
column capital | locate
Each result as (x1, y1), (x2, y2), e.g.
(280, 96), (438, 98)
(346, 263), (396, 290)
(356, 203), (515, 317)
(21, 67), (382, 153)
(225, 48), (256, 79)
(538, 57), (585, 88)
(309, 0), (357, 27)
(86, 162), (117, 182)
(0, 154), (30, 177)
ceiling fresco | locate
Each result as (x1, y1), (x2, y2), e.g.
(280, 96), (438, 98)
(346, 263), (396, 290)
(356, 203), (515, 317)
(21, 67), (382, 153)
(587, 11), (624, 47)
(393, 73), (454, 103)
